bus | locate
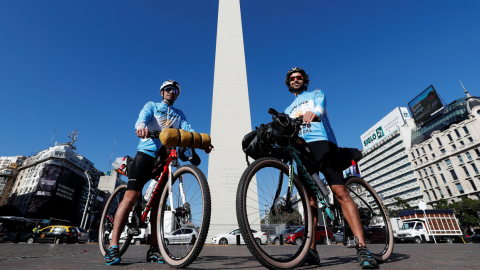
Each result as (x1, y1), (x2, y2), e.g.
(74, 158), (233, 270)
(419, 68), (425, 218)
(0, 216), (49, 242)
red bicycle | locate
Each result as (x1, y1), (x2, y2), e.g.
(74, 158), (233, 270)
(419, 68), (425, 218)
(98, 130), (211, 268)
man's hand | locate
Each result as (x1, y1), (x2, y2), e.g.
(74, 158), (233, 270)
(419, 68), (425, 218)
(303, 111), (319, 124)
(204, 145), (213, 154)
(136, 128), (150, 139)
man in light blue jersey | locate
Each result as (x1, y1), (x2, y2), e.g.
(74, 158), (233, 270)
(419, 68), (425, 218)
(104, 80), (211, 265)
(284, 67), (376, 269)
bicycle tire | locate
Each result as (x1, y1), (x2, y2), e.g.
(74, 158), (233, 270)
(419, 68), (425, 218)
(157, 164), (211, 268)
(98, 184), (133, 256)
(345, 177), (394, 261)
(236, 157), (312, 270)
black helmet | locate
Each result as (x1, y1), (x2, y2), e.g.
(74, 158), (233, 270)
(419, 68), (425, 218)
(285, 67), (309, 92)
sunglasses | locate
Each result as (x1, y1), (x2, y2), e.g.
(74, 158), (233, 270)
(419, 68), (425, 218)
(290, 75), (303, 81)
(163, 87), (179, 94)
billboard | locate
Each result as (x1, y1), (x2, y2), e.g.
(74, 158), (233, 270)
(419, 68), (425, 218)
(408, 85), (444, 124)
(360, 107), (410, 151)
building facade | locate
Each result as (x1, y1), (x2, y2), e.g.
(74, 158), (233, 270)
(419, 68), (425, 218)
(358, 108), (424, 210)
(8, 142), (103, 226)
(408, 95), (480, 208)
(0, 156), (26, 206)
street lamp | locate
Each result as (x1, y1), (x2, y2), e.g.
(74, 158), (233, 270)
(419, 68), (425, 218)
(80, 170), (93, 229)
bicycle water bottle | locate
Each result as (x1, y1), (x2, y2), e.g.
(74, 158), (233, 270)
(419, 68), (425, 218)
(144, 179), (159, 201)
(311, 173), (330, 197)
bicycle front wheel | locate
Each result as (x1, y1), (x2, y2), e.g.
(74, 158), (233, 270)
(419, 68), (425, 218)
(157, 164), (211, 268)
(236, 158), (312, 270)
(98, 184), (132, 256)
(346, 177), (394, 261)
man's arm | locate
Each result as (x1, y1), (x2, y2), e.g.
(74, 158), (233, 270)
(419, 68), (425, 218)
(135, 102), (155, 138)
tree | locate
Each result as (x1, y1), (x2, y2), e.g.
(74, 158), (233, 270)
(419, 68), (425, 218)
(262, 210), (302, 225)
(386, 197), (414, 217)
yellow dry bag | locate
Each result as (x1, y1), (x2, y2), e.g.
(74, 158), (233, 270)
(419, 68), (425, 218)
(159, 128), (211, 150)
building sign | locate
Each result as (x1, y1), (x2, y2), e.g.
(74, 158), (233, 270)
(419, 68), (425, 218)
(360, 107), (409, 151)
(408, 85), (444, 124)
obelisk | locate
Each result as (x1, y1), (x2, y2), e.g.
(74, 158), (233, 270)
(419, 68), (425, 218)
(207, 0), (259, 242)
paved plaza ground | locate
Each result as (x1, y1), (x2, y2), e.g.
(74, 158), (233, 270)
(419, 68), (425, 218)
(0, 242), (479, 269)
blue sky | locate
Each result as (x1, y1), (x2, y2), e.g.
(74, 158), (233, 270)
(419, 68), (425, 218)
(1, 0), (479, 188)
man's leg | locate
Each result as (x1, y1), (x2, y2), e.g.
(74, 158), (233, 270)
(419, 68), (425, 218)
(305, 188), (318, 250)
(109, 190), (142, 248)
(330, 185), (366, 246)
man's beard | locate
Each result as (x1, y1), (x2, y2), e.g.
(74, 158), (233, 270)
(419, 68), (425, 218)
(289, 84), (306, 94)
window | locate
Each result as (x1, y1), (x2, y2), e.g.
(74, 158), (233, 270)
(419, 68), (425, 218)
(441, 149), (446, 154)
(455, 129), (461, 138)
(461, 141), (465, 146)
(437, 138), (443, 146)
(446, 186), (453, 196)
(425, 156), (429, 161)
(416, 149), (420, 156)
(430, 167), (434, 174)
(452, 144), (457, 150)
(432, 190), (438, 200)
(469, 137), (473, 143)
(433, 176), (439, 186)
(432, 154), (436, 158)
(428, 144), (433, 150)
(436, 164), (442, 171)
(412, 153), (415, 159)
(469, 180), (477, 191)
(446, 159), (451, 166)
(428, 179), (433, 188)
(458, 155), (464, 164)
(466, 152), (473, 160)
(463, 166), (470, 177)
(424, 169), (428, 175)
(427, 192), (432, 201)
(448, 134), (453, 142)
(450, 170), (458, 180)
(422, 147), (426, 154)
(463, 126), (470, 134)
(472, 164), (479, 174)
(418, 171), (423, 177)
(456, 183), (464, 194)
(415, 161), (418, 165)
(439, 189), (444, 198)
(422, 181), (427, 189)
(475, 149), (480, 157)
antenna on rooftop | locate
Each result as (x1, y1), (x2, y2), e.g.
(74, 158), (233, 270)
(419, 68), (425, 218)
(107, 133), (118, 172)
(459, 79), (473, 99)
(68, 129), (79, 148)
(49, 129), (56, 148)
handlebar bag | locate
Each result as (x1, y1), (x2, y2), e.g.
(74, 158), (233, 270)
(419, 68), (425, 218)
(242, 123), (274, 160)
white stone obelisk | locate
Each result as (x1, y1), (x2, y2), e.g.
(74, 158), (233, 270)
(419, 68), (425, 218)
(207, 0), (259, 242)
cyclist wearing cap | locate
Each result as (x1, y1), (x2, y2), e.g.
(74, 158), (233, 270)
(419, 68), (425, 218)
(284, 68), (377, 269)
(104, 80), (212, 265)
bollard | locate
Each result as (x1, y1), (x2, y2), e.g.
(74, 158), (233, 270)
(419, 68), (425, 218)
(236, 234), (241, 245)
(279, 235), (284, 245)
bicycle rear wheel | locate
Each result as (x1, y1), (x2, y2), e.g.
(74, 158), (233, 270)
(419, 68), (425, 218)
(236, 158), (312, 270)
(345, 177), (394, 261)
(98, 184), (133, 256)
(157, 164), (211, 268)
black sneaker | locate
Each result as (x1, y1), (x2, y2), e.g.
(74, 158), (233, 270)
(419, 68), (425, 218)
(302, 249), (321, 266)
(146, 246), (164, 263)
(105, 245), (121, 265)
(356, 244), (377, 269)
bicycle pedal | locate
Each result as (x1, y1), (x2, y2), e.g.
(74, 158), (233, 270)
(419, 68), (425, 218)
(128, 228), (141, 236)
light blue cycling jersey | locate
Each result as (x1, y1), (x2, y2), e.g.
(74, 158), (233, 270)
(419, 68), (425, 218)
(284, 89), (337, 145)
(135, 101), (194, 157)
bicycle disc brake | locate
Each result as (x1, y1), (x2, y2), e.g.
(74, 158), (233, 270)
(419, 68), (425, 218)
(271, 197), (295, 223)
(175, 202), (191, 225)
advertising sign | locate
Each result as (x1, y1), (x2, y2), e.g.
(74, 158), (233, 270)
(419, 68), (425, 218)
(360, 107), (409, 151)
(408, 85), (444, 124)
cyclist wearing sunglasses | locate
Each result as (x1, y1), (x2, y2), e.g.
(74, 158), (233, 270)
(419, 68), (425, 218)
(104, 80), (212, 265)
(283, 67), (377, 269)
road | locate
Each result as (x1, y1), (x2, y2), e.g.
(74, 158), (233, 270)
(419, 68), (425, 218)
(0, 242), (479, 269)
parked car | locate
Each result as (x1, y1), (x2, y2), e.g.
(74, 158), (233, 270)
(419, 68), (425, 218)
(285, 226), (335, 245)
(25, 226), (79, 244)
(76, 227), (89, 243)
(268, 228), (298, 245)
(334, 227), (344, 243)
(211, 229), (267, 245)
(364, 227), (387, 244)
(469, 234), (480, 243)
(116, 228), (148, 245)
(164, 228), (198, 245)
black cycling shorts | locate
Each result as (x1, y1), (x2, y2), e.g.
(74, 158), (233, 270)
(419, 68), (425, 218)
(127, 151), (156, 192)
(307, 140), (346, 186)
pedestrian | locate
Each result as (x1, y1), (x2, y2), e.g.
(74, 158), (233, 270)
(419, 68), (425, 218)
(33, 225), (41, 233)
